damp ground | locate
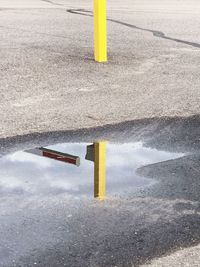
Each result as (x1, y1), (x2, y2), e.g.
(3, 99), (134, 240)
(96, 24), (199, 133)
(0, 117), (200, 267)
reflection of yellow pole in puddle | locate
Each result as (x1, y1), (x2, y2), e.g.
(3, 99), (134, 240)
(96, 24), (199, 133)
(94, 0), (107, 62)
(94, 141), (106, 199)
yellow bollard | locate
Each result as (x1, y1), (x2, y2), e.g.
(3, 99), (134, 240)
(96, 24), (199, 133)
(93, 0), (107, 62)
(94, 141), (106, 199)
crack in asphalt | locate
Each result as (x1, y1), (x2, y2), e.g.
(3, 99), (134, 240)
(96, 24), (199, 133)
(67, 8), (200, 49)
(41, 0), (64, 7)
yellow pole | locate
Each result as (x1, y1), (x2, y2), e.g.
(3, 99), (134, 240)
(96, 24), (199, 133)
(94, 141), (106, 199)
(93, 0), (107, 62)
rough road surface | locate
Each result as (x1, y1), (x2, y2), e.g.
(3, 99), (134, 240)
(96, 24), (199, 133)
(0, 116), (200, 267)
(1, 0), (200, 267)
(0, 0), (200, 138)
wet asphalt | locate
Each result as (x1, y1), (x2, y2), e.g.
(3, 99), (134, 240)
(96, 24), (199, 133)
(0, 116), (200, 267)
(1, 0), (200, 265)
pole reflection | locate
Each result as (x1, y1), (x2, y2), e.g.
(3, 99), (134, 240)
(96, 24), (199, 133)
(26, 141), (107, 200)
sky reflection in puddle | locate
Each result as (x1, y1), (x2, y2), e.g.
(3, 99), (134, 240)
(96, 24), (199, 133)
(0, 142), (184, 198)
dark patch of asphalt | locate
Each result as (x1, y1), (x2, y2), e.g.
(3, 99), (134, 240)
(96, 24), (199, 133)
(0, 115), (200, 267)
(0, 115), (199, 156)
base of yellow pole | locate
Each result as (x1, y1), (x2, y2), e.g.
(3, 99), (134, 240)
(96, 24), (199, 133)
(94, 141), (106, 199)
(94, 0), (107, 62)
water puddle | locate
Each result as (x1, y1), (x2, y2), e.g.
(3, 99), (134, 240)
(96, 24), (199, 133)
(0, 142), (184, 199)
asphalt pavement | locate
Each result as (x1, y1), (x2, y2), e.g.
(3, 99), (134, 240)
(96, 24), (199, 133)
(1, 0), (200, 266)
(0, 0), (200, 138)
(0, 116), (200, 267)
